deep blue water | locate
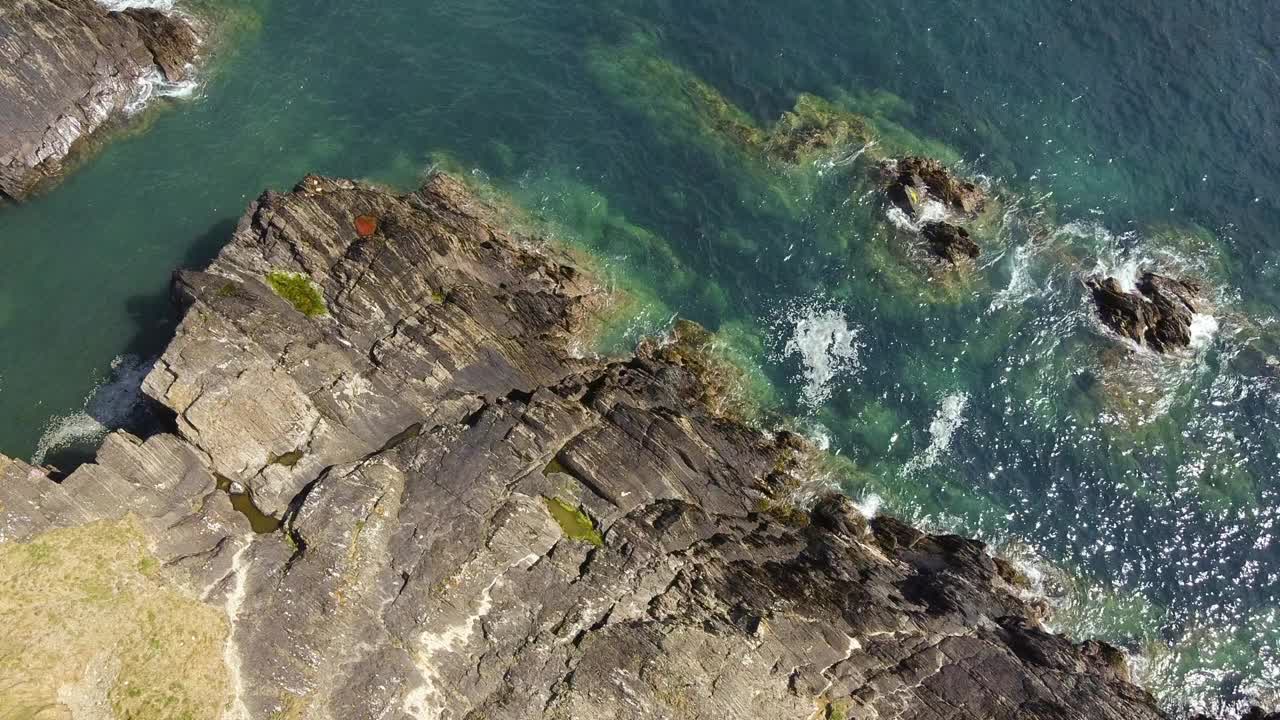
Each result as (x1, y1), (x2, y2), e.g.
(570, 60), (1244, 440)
(1, 0), (1278, 713)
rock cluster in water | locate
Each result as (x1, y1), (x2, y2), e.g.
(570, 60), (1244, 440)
(875, 153), (1209, 355)
(0, 0), (199, 201)
(882, 155), (988, 265)
(1084, 272), (1205, 353)
(885, 155), (987, 218)
(0, 173), (1201, 718)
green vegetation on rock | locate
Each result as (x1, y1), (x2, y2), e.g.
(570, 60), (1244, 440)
(0, 518), (230, 719)
(266, 271), (328, 317)
(543, 496), (604, 547)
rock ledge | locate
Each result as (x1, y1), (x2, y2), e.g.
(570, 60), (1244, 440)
(0, 0), (199, 200)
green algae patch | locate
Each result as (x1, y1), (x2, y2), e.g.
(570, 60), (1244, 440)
(543, 497), (604, 547)
(755, 497), (810, 528)
(588, 32), (763, 161)
(762, 93), (876, 165)
(643, 319), (775, 424)
(266, 271), (328, 317)
(0, 518), (230, 719)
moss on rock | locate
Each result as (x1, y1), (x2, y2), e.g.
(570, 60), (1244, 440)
(543, 496), (604, 547)
(266, 271), (328, 317)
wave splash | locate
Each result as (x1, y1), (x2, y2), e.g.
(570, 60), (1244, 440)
(123, 68), (199, 116)
(32, 355), (155, 466)
(769, 296), (863, 410)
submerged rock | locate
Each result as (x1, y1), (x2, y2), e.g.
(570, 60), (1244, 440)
(1085, 272), (1204, 352)
(884, 155), (987, 218)
(0, 0), (199, 201)
(922, 220), (981, 263)
(0, 173), (1183, 718)
(762, 93), (875, 164)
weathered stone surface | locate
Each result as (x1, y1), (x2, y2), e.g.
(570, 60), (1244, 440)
(922, 220), (981, 263)
(0, 173), (1240, 718)
(0, 0), (198, 201)
(1085, 272), (1204, 352)
(884, 155), (986, 218)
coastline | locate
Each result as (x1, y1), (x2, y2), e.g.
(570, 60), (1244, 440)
(0, 172), (1196, 719)
(0, 0), (200, 202)
(0, 3), (1275, 714)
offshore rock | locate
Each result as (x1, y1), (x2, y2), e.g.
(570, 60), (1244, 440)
(922, 220), (981, 263)
(0, 0), (199, 201)
(884, 155), (987, 218)
(0, 173), (1180, 718)
(1085, 272), (1204, 352)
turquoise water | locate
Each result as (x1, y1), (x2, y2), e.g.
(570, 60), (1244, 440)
(2, 0), (1279, 714)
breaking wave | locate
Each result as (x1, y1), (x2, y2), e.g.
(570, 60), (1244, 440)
(768, 296), (863, 410)
(32, 355), (154, 466)
(124, 68), (200, 116)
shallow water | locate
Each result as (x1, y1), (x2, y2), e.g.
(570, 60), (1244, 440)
(2, 0), (1279, 714)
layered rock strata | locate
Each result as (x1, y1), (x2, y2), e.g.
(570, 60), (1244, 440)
(1085, 272), (1205, 353)
(0, 173), (1197, 719)
(0, 0), (199, 201)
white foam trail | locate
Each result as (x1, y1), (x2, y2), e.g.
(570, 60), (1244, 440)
(772, 298), (863, 410)
(903, 393), (969, 474)
(32, 355), (153, 465)
(124, 68), (199, 116)
(96, 0), (177, 10)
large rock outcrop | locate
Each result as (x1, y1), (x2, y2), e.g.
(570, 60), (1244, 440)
(1085, 272), (1205, 353)
(883, 155), (986, 219)
(0, 173), (1198, 718)
(0, 0), (199, 201)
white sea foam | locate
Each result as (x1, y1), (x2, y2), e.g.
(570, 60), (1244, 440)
(853, 493), (882, 519)
(1188, 312), (1220, 350)
(91, 0), (200, 115)
(903, 392), (969, 474)
(32, 355), (153, 465)
(95, 0), (177, 10)
(123, 68), (200, 116)
(884, 197), (949, 233)
(989, 242), (1042, 312)
(770, 297), (863, 410)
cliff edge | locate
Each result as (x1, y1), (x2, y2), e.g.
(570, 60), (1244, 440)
(0, 174), (1182, 719)
(0, 0), (198, 201)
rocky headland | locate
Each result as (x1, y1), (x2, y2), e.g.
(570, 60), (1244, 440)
(0, 0), (199, 201)
(0, 171), (1254, 719)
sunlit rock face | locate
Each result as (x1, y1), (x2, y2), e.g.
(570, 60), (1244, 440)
(0, 0), (198, 201)
(1085, 271), (1205, 353)
(0, 174), (1185, 719)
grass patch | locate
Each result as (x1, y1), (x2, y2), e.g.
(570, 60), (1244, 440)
(0, 518), (229, 718)
(266, 271), (328, 317)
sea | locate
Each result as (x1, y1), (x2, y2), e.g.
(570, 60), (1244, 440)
(1, 0), (1277, 714)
